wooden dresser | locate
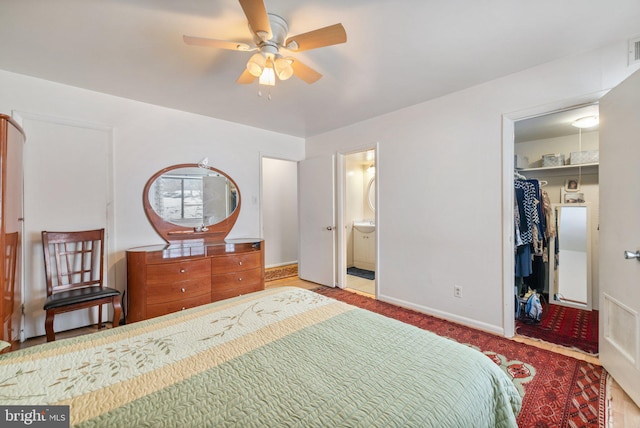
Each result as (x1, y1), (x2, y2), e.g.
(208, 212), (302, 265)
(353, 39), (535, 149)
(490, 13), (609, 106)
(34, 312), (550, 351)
(128, 163), (264, 323)
(127, 239), (264, 323)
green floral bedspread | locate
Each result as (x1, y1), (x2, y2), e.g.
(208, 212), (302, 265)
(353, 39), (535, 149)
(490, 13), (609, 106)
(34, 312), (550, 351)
(0, 287), (521, 427)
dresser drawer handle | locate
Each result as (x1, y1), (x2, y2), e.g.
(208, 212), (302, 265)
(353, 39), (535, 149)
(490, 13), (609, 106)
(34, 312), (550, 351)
(180, 269), (186, 273)
(181, 307), (186, 311)
(181, 288), (186, 293)
(238, 277), (242, 281)
(238, 261), (243, 266)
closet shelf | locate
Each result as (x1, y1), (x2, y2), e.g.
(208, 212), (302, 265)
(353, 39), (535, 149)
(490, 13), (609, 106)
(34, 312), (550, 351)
(517, 163), (598, 173)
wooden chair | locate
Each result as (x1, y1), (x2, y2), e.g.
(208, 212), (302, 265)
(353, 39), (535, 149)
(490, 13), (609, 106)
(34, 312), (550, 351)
(42, 228), (122, 342)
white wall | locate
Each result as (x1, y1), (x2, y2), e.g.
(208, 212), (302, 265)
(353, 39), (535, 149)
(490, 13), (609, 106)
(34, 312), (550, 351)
(306, 37), (640, 334)
(0, 70), (304, 301)
(3, 35), (639, 337)
(345, 157), (365, 268)
(262, 157), (298, 267)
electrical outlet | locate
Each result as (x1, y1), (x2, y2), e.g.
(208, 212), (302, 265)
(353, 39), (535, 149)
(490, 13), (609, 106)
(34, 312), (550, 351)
(454, 285), (462, 298)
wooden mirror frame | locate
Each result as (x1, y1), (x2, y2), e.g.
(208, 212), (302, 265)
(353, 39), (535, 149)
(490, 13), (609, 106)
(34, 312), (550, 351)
(142, 163), (241, 244)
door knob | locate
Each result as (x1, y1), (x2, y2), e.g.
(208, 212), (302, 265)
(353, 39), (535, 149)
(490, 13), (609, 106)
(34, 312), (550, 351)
(326, 226), (335, 231)
(624, 250), (640, 260)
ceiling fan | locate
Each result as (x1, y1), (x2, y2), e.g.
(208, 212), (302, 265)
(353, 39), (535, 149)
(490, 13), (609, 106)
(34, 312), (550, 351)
(183, 0), (347, 86)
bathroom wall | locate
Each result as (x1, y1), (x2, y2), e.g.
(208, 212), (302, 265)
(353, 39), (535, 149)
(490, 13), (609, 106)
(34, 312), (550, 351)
(345, 158), (364, 267)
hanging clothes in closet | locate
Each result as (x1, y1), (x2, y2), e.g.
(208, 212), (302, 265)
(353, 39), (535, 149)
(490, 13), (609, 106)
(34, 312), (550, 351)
(514, 175), (554, 296)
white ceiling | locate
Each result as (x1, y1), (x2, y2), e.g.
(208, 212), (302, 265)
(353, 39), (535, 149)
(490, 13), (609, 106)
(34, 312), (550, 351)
(1, 0), (639, 138)
(515, 103), (600, 143)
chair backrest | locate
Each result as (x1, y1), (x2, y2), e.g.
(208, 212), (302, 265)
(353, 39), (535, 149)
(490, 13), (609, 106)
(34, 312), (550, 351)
(42, 229), (105, 297)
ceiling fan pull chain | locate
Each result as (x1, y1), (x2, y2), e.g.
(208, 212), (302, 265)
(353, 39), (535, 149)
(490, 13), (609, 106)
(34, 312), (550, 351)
(256, 87), (272, 100)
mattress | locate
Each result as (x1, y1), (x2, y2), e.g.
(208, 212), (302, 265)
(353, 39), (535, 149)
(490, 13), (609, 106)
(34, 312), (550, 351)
(0, 287), (521, 427)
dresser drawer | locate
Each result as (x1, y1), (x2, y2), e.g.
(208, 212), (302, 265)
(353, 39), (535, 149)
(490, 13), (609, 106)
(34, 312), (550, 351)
(211, 252), (261, 274)
(146, 294), (211, 319)
(146, 259), (211, 304)
(211, 267), (263, 301)
(147, 259), (211, 287)
(146, 279), (210, 305)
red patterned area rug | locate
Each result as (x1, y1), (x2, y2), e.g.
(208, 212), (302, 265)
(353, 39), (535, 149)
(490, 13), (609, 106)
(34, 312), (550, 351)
(516, 304), (599, 355)
(314, 287), (607, 428)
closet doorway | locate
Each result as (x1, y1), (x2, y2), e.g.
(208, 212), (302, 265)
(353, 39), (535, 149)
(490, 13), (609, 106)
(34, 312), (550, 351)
(261, 157), (298, 275)
(342, 148), (376, 297)
(513, 103), (600, 354)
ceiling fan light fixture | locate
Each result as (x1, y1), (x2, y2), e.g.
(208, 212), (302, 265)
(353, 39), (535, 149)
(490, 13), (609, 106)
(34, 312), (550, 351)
(183, 2), (347, 89)
(274, 57), (294, 80)
(246, 52), (266, 77)
(259, 59), (276, 86)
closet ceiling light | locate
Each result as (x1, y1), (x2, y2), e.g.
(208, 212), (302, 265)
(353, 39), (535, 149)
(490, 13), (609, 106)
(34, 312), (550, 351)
(571, 116), (599, 129)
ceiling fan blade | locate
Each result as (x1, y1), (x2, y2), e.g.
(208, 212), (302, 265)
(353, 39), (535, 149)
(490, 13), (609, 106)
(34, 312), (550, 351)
(285, 23), (347, 52)
(290, 59), (322, 84)
(238, 0), (272, 40)
(183, 35), (252, 51)
(237, 68), (256, 84)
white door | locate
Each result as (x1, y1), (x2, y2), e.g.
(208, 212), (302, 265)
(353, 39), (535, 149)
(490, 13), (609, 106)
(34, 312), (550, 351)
(21, 117), (112, 339)
(298, 155), (335, 286)
(599, 68), (640, 406)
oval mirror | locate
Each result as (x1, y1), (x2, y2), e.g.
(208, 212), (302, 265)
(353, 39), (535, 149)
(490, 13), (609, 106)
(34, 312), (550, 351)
(143, 164), (241, 243)
(367, 176), (376, 212)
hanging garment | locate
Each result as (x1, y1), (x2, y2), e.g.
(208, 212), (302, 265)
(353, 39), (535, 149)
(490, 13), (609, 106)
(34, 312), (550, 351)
(525, 292), (543, 321)
(529, 180), (545, 239)
(523, 255), (546, 292)
(514, 180), (540, 246)
(542, 190), (555, 239)
(514, 190), (524, 247)
(515, 244), (533, 278)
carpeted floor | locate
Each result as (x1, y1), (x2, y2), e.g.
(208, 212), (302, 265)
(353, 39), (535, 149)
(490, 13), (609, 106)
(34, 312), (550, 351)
(516, 303), (599, 354)
(314, 287), (606, 428)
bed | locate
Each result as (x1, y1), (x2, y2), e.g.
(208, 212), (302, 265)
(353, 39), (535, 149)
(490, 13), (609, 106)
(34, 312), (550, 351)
(0, 287), (521, 427)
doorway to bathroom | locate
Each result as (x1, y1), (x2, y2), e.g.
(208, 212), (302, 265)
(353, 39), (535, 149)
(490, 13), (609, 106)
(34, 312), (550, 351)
(343, 149), (376, 296)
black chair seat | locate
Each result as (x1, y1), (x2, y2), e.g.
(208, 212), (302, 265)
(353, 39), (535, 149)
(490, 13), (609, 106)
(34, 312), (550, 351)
(44, 286), (120, 310)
